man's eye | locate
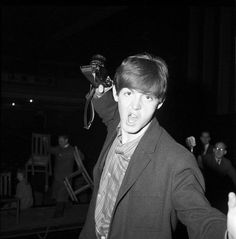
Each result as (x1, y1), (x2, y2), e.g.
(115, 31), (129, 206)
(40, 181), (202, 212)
(124, 91), (131, 96)
(145, 95), (153, 101)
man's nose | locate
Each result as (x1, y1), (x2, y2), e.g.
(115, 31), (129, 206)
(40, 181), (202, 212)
(132, 96), (142, 110)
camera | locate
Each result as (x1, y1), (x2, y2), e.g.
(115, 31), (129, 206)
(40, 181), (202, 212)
(80, 54), (113, 88)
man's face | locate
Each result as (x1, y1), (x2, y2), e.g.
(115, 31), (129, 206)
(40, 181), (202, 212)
(213, 142), (226, 159)
(200, 132), (210, 145)
(113, 87), (159, 138)
(58, 137), (68, 148)
(17, 172), (24, 182)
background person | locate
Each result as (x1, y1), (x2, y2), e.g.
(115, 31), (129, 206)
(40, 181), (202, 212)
(196, 131), (214, 169)
(44, 134), (75, 218)
(202, 141), (236, 213)
(2, 168), (33, 210)
(15, 168), (33, 210)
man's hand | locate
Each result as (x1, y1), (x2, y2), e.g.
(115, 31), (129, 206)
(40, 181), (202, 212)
(93, 84), (113, 99)
(227, 192), (236, 239)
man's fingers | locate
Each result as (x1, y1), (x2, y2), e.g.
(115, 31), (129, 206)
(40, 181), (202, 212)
(98, 84), (104, 94)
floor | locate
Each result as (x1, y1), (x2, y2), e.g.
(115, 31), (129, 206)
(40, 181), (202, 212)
(0, 203), (88, 238)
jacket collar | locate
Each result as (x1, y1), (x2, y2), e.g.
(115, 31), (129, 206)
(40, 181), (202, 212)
(98, 116), (162, 170)
(137, 117), (162, 154)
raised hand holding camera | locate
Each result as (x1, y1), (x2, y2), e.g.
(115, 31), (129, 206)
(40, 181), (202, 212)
(81, 54), (113, 129)
(80, 54), (113, 88)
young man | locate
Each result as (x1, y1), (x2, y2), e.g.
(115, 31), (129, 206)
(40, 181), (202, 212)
(79, 53), (236, 239)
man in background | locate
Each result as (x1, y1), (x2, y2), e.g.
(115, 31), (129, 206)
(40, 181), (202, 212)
(202, 141), (236, 213)
(44, 134), (75, 217)
(197, 131), (214, 169)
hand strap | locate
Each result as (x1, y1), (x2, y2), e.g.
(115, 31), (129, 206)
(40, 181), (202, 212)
(84, 86), (95, 130)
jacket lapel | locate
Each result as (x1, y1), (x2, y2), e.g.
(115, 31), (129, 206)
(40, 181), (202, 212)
(115, 118), (163, 206)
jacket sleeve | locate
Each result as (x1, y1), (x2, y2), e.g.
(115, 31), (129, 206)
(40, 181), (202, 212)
(172, 153), (227, 239)
(92, 89), (118, 128)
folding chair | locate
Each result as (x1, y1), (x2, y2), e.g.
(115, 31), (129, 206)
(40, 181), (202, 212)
(25, 133), (52, 192)
(0, 172), (20, 224)
(64, 146), (93, 202)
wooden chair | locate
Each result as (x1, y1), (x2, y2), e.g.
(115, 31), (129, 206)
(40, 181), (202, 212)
(25, 133), (52, 192)
(0, 172), (20, 224)
(0, 172), (11, 197)
(64, 146), (93, 202)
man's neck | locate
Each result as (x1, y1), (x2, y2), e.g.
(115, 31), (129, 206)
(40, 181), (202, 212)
(121, 121), (151, 144)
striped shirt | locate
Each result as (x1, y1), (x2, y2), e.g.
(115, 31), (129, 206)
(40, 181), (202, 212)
(95, 127), (143, 238)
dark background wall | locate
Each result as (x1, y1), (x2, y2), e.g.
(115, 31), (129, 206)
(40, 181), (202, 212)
(1, 3), (235, 178)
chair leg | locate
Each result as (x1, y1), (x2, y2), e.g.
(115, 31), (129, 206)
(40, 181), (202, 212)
(16, 198), (20, 224)
(64, 178), (78, 202)
(45, 172), (48, 192)
(49, 159), (52, 176)
(31, 165), (35, 176)
(25, 165), (28, 183)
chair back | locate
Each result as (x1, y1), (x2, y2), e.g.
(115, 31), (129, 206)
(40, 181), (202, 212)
(26, 133), (52, 192)
(0, 172), (11, 197)
(63, 146), (93, 202)
(32, 133), (50, 157)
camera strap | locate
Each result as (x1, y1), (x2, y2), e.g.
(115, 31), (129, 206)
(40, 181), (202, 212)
(84, 86), (95, 130)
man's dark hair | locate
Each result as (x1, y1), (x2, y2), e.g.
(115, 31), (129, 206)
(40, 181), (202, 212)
(114, 52), (168, 104)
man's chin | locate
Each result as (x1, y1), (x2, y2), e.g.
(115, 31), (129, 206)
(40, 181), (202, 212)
(123, 124), (140, 134)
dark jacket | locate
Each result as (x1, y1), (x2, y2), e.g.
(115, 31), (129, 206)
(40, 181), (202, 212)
(49, 145), (75, 201)
(79, 91), (227, 239)
(50, 145), (75, 181)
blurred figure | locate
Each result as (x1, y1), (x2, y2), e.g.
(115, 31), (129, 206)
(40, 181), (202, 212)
(197, 131), (214, 169)
(3, 168), (33, 210)
(16, 168), (33, 210)
(44, 134), (75, 218)
(185, 136), (196, 153)
(202, 142), (236, 213)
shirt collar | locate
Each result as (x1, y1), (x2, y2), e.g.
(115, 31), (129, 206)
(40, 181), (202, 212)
(114, 124), (122, 146)
(215, 157), (222, 165)
(116, 121), (150, 145)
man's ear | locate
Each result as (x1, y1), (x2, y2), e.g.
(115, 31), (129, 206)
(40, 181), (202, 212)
(157, 99), (165, 109)
(157, 102), (163, 109)
(112, 85), (118, 102)
(156, 98), (165, 110)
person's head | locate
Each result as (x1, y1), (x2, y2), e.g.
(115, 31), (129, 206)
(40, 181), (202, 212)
(112, 53), (168, 137)
(58, 135), (69, 148)
(16, 168), (26, 182)
(213, 141), (227, 159)
(200, 131), (211, 145)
